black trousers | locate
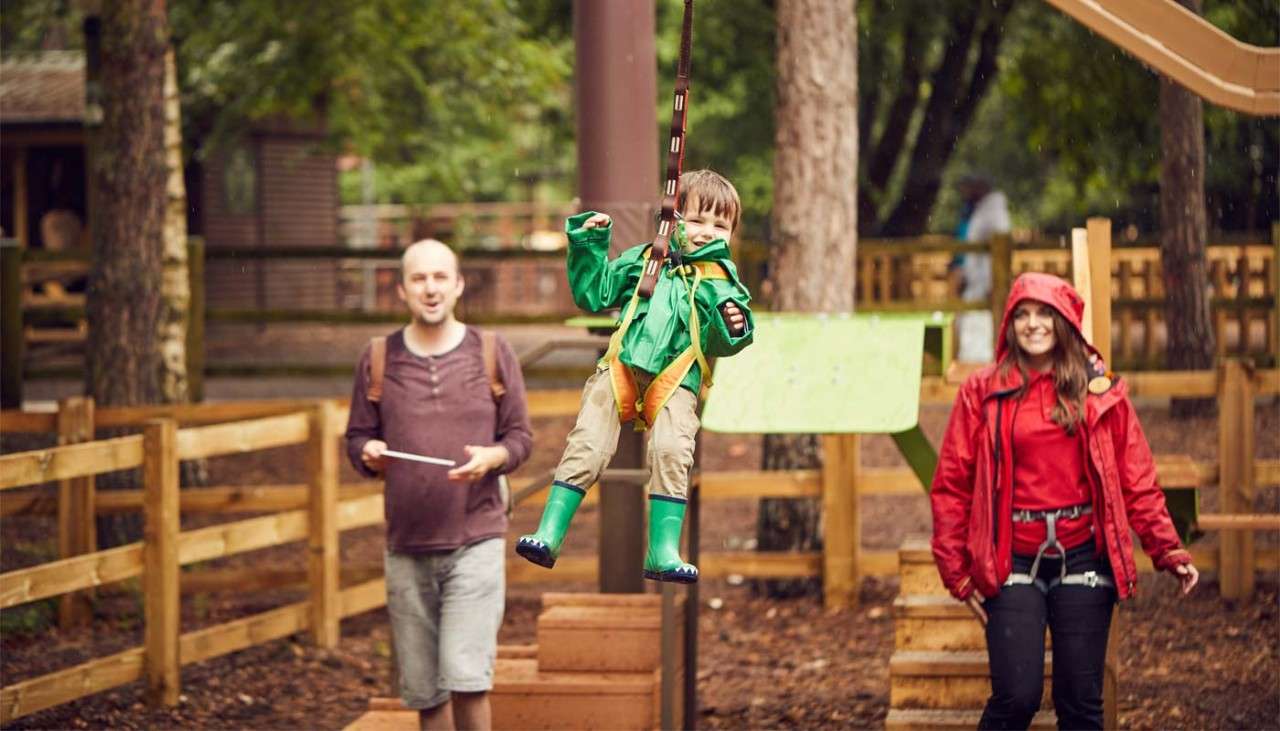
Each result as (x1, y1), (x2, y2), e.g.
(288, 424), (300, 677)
(978, 544), (1116, 730)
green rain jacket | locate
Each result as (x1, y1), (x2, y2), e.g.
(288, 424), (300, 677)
(565, 211), (755, 394)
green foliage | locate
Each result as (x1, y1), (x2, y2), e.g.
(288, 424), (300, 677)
(950, 0), (1278, 234)
(0, 599), (56, 637)
(171, 0), (573, 205)
(657, 0), (777, 234)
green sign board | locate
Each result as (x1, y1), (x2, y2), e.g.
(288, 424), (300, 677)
(701, 313), (929, 434)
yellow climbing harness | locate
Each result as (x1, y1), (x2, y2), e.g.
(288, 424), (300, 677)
(600, 249), (728, 430)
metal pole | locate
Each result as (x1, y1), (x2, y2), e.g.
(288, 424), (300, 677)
(575, 0), (658, 594)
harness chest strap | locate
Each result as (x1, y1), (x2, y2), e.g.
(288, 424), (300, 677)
(603, 257), (726, 430)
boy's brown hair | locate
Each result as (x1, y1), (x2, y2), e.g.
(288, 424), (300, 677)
(677, 169), (741, 235)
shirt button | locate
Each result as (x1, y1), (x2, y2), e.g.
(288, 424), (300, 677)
(432, 387), (440, 396)
(430, 375), (439, 384)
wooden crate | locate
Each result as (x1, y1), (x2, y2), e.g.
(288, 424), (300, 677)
(889, 650), (1053, 711)
(886, 708), (1057, 730)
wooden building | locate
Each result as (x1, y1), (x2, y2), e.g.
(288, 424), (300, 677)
(0, 51), (341, 310)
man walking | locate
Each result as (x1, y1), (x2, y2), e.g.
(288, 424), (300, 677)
(345, 239), (532, 730)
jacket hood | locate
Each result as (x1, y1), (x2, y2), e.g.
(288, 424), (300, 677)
(994, 272), (1094, 363)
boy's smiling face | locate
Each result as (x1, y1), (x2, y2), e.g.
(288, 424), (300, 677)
(680, 194), (735, 249)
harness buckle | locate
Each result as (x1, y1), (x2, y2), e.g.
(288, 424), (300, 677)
(1081, 570), (1100, 588)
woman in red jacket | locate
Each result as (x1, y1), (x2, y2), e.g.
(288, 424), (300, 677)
(930, 272), (1198, 730)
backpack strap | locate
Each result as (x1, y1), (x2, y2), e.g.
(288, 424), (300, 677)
(367, 336), (387, 403)
(480, 330), (507, 402)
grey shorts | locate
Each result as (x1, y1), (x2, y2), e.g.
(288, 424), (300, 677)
(384, 537), (505, 709)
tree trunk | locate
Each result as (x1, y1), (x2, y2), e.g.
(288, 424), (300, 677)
(758, 0), (857, 598)
(160, 47), (191, 405)
(85, 1), (181, 544)
(1158, 0), (1214, 418)
(856, 0), (1014, 236)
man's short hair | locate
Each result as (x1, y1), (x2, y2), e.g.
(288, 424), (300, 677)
(398, 238), (460, 282)
(677, 169), (742, 234)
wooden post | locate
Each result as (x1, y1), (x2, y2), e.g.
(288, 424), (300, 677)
(13, 147), (28, 248)
(1212, 259), (1229, 359)
(307, 400), (340, 647)
(1271, 222), (1279, 366)
(57, 397), (97, 627)
(989, 234), (1013, 338)
(1, 240), (23, 408)
(1117, 260), (1134, 366)
(1218, 360), (1255, 600)
(1071, 228), (1094, 343)
(186, 238), (205, 403)
(1086, 218), (1113, 364)
(142, 418), (180, 706)
(1143, 261), (1161, 368)
(1104, 607), (1120, 730)
(820, 433), (859, 610)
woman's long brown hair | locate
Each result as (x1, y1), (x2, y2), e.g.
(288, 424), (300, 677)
(998, 304), (1090, 434)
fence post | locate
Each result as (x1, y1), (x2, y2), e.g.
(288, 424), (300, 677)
(1218, 360), (1256, 600)
(1, 240), (23, 409)
(57, 396), (96, 627)
(186, 237), (205, 403)
(989, 234), (1013, 340)
(1271, 222), (1279, 367)
(821, 433), (859, 610)
(143, 418), (180, 705)
(307, 400), (340, 647)
(1086, 219), (1112, 365)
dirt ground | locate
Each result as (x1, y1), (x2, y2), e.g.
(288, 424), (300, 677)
(4, 323), (1279, 730)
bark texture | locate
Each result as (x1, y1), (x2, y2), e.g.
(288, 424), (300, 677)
(758, 0), (858, 598)
(1158, 0), (1214, 418)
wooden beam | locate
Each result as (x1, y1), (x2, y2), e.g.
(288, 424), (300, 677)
(1087, 218), (1113, 364)
(525, 388), (588, 417)
(56, 397), (96, 628)
(0, 435), (144, 490)
(340, 578), (388, 618)
(0, 647), (145, 724)
(337, 493), (384, 531)
(1072, 228), (1094, 343)
(699, 551), (823, 579)
(96, 399), (319, 427)
(142, 420), (181, 706)
(176, 509), (309, 566)
(1198, 514), (1280, 531)
(0, 410), (57, 434)
(0, 483), (384, 517)
(699, 469), (821, 500)
(821, 434), (859, 610)
(181, 564), (383, 595)
(307, 401), (340, 648)
(178, 601), (309, 667)
(175, 412), (310, 460)
(0, 543), (143, 609)
(1218, 361), (1253, 600)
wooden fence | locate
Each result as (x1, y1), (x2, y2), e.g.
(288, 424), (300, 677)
(1, 360), (1277, 719)
(732, 228), (1280, 370)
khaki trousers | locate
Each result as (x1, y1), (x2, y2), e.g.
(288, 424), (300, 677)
(552, 367), (699, 499)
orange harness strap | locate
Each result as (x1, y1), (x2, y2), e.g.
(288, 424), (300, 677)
(602, 260), (726, 430)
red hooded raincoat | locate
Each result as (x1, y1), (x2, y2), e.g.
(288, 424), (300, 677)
(930, 273), (1192, 601)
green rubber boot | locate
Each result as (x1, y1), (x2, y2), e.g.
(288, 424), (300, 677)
(516, 481), (585, 569)
(642, 495), (698, 583)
